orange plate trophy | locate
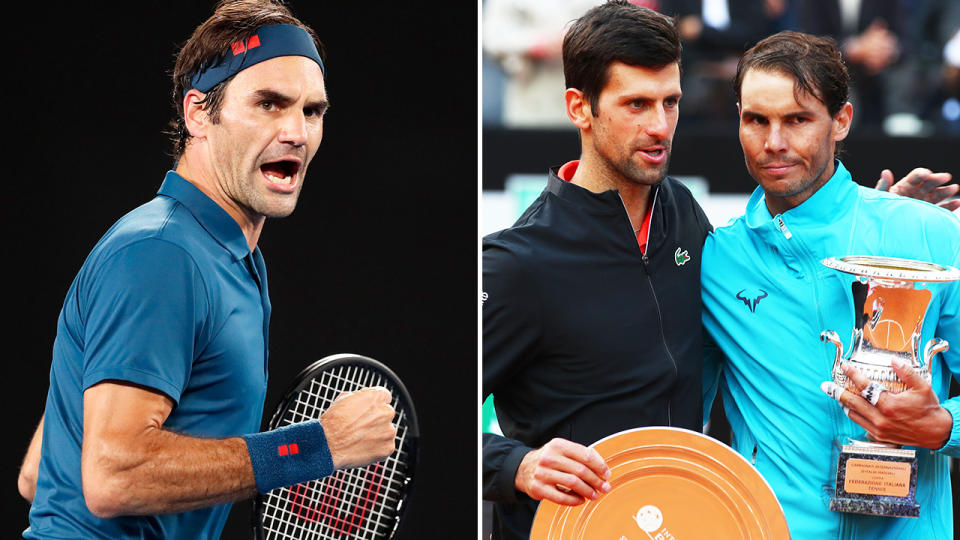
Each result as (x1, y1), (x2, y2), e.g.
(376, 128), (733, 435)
(820, 255), (960, 517)
(529, 427), (789, 539)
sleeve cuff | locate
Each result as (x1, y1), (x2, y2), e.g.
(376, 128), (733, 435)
(83, 367), (183, 405)
(497, 444), (533, 502)
(935, 399), (960, 456)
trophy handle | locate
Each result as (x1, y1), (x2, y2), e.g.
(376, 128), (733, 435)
(923, 338), (949, 368)
(821, 330), (847, 386)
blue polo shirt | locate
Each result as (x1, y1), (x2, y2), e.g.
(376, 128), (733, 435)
(26, 172), (271, 539)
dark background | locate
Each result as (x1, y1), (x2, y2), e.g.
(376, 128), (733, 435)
(4, 2), (476, 538)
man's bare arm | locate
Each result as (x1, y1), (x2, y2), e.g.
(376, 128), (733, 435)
(81, 381), (395, 518)
(19, 415), (44, 503)
(81, 382), (255, 518)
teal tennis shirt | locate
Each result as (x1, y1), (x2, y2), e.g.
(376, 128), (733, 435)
(26, 172), (270, 539)
(701, 161), (960, 539)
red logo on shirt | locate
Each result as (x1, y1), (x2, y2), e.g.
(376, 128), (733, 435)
(278, 443), (300, 456)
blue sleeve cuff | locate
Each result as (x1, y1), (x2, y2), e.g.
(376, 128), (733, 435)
(83, 366), (184, 405)
(242, 420), (334, 493)
(935, 399), (960, 456)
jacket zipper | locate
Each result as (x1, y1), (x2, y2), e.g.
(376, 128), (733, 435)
(778, 213), (846, 539)
(798, 224), (845, 534)
(620, 188), (678, 426)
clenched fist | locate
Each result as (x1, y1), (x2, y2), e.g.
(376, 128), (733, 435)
(321, 387), (397, 469)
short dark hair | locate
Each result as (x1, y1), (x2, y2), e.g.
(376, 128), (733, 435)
(168, 0), (326, 159)
(734, 31), (849, 117)
(562, 0), (681, 115)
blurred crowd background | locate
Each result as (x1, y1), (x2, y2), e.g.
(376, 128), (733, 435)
(482, 0), (960, 136)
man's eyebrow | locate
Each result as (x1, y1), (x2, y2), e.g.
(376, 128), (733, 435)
(749, 110), (816, 122)
(252, 88), (329, 112)
(741, 110), (766, 120)
(306, 97), (329, 112)
(252, 88), (295, 105)
(620, 92), (682, 102)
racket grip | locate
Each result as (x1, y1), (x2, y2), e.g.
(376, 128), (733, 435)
(242, 420), (334, 493)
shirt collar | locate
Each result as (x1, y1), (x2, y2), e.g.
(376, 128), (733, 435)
(157, 171), (252, 261)
(546, 163), (661, 216)
(745, 160), (857, 229)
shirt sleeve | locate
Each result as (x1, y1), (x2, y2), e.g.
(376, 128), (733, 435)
(483, 432), (532, 502)
(482, 235), (540, 501)
(482, 238), (540, 399)
(702, 325), (726, 425)
(79, 238), (209, 404)
(933, 248), (960, 456)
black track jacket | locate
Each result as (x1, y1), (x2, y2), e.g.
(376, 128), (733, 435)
(482, 166), (713, 540)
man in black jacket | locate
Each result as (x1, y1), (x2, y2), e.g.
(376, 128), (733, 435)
(482, 3), (713, 538)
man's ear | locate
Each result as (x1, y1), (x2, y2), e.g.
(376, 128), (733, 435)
(833, 101), (853, 142)
(182, 89), (210, 139)
(565, 88), (592, 131)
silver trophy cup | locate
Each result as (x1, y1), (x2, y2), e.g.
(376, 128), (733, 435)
(820, 255), (960, 517)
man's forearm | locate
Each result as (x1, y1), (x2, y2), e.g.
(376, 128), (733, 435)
(82, 427), (257, 518)
(19, 415), (44, 503)
(81, 381), (395, 519)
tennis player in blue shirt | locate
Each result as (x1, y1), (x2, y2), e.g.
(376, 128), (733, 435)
(18, 2), (396, 538)
(703, 31), (960, 539)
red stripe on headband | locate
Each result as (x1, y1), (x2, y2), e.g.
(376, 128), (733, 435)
(231, 35), (261, 56)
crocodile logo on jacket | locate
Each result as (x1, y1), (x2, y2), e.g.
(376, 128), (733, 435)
(674, 247), (691, 266)
(736, 288), (768, 313)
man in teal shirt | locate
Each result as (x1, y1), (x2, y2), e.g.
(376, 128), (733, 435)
(703, 31), (960, 538)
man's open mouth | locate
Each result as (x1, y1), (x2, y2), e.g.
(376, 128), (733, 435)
(638, 146), (667, 163)
(260, 159), (301, 185)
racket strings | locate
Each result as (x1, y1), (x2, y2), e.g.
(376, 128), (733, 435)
(259, 364), (414, 539)
(261, 445), (407, 537)
(262, 470), (398, 539)
(259, 447), (409, 538)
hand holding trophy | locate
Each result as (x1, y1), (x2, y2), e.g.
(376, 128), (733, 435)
(823, 359), (953, 449)
(819, 255), (960, 517)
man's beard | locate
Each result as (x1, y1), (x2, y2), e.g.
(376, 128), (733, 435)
(228, 172), (302, 219)
(615, 142), (672, 186)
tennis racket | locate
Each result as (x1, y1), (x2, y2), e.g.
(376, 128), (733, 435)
(253, 353), (419, 540)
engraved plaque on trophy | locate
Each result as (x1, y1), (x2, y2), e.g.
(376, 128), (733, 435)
(820, 255), (960, 517)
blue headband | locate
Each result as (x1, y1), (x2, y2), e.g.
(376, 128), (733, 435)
(188, 24), (324, 94)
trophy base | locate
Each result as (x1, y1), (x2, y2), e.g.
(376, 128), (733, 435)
(829, 443), (919, 518)
(829, 496), (920, 518)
